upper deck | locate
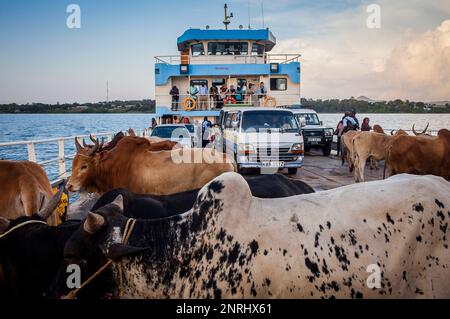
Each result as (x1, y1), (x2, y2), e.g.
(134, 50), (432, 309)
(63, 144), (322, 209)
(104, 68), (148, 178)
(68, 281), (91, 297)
(153, 7), (302, 121)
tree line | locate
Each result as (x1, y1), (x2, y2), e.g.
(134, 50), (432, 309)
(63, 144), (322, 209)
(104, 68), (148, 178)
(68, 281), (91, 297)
(0, 100), (155, 113)
(300, 98), (450, 113)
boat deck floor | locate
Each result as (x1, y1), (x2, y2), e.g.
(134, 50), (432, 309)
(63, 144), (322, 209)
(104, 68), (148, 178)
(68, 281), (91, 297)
(290, 150), (385, 191)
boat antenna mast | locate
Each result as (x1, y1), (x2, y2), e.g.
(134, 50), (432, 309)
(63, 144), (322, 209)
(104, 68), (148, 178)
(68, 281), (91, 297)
(223, 4), (233, 30)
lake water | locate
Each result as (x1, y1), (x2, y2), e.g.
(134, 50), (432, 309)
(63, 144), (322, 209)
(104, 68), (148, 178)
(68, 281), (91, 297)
(1, 113), (449, 181)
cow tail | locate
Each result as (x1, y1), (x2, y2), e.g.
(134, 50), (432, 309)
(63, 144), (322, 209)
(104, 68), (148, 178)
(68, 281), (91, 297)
(383, 145), (391, 180)
(341, 138), (346, 166)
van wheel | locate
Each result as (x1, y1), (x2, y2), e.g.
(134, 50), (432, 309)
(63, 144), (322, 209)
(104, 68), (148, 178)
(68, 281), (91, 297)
(288, 168), (298, 175)
(322, 144), (332, 156)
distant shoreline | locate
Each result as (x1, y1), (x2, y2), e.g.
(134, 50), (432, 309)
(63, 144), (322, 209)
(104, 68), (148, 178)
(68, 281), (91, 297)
(1, 97), (449, 114)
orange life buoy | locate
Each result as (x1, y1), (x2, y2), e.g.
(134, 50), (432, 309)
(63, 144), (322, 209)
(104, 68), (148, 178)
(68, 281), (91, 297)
(224, 96), (237, 105)
(183, 97), (196, 111)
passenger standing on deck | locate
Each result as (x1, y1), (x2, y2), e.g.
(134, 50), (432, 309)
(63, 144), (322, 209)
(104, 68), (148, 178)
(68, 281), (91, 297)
(199, 83), (209, 110)
(209, 85), (218, 109)
(361, 117), (371, 131)
(335, 113), (346, 156)
(169, 86), (179, 110)
(235, 86), (243, 103)
(151, 118), (157, 130)
(202, 116), (212, 148)
(188, 84), (199, 109)
(258, 82), (267, 107)
(247, 83), (256, 105)
(218, 84), (228, 108)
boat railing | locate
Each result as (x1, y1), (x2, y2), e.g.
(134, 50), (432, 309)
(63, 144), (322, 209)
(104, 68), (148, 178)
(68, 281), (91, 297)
(0, 129), (149, 187)
(154, 53), (301, 65)
(266, 54), (302, 64)
(156, 93), (301, 111)
(154, 55), (181, 64)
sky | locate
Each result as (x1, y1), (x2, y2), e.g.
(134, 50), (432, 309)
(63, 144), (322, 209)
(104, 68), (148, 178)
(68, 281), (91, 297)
(0, 0), (449, 103)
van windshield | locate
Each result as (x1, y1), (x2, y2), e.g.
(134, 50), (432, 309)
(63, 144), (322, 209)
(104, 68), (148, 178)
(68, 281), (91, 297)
(151, 126), (190, 139)
(297, 113), (320, 125)
(241, 111), (299, 132)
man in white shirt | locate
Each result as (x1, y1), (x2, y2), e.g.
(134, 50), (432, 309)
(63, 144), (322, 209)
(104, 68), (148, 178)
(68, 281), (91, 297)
(198, 83), (209, 110)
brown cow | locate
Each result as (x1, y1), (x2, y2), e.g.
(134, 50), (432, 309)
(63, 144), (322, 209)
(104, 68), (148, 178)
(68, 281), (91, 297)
(352, 130), (409, 182)
(373, 124), (385, 134)
(340, 130), (360, 172)
(386, 129), (450, 179)
(0, 160), (58, 225)
(66, 135), (235, 195)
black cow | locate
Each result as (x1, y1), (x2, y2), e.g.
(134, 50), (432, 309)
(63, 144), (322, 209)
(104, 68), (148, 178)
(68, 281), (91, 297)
(90, 174), (314, 218)
(0, 189), (71, 298)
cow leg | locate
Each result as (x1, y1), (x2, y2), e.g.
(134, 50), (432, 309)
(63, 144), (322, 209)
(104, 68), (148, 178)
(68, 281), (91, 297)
(354, 154), (366, 183)
(20, 187), (41, 217)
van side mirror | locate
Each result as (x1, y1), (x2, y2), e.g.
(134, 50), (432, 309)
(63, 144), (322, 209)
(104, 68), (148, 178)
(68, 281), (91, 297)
(320, 121), (323, 126)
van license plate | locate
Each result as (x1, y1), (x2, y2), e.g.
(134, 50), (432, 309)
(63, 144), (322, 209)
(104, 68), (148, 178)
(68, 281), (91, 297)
(261, 161), (284, 168)
(308, 137), (321, 143)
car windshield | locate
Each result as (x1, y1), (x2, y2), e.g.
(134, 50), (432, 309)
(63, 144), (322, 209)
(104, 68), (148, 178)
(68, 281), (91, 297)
(241, 111), (299, 132)
(184, 124), (195, 133)
(151, 126), (189, 139)
(297, 113), (320, 125)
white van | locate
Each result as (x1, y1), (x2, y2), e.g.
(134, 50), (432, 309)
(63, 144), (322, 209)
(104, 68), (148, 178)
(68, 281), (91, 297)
(218, 107), (304, 174)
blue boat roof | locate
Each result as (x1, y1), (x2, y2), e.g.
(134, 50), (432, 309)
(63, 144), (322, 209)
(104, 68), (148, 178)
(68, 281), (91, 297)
(177, 29), (276, 51)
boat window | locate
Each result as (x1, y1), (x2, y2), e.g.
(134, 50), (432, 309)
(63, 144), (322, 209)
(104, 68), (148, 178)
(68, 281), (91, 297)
(270, 78), (287, 91)
(208, 42), (249, 56)
(251, 43), (265, 56)
(190, 80), (208, 91)
(241, 111), (299, 132)
(212, 78), (226, 87)
(191, 43), (205, 57)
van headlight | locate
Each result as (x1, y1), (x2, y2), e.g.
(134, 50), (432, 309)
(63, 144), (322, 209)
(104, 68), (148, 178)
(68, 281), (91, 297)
(324, 129), (334, 136)
(290, 143), (304, 154)
(238, 144), (256, 155)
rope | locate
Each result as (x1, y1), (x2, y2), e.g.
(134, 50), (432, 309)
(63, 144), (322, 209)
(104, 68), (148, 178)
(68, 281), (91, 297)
(61, 218), (136, 299)
(0, 220), (47, 239)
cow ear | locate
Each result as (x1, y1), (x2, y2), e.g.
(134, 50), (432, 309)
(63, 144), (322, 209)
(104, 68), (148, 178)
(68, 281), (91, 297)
(106, 243), (148, 260)
(83, 212), (105, 234)
(111, 194), (124, 212)
(0, 217), (10, 233)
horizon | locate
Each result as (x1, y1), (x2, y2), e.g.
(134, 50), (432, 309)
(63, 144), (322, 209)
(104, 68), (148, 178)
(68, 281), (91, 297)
(1, 0), (449, 104)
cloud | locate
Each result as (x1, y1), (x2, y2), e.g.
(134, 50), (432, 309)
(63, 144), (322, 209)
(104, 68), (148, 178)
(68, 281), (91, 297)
(381, 19), (450, 101)
(270, 1), (450, 101)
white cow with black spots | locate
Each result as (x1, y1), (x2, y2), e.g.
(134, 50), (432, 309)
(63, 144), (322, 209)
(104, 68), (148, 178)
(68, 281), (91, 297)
(60, 172), (450, 298)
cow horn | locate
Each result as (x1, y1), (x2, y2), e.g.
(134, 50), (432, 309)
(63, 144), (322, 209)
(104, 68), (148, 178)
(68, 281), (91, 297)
(84, 212), (105, 234)
(87, 135), (100, 156)
(412, 124), (418, 136)
(390, 130), (395, 136)
(422, 123), (429, 135)
(75, 137), (83, 152)
(82, 139), (89, 148)
(0, 217), (10, 233)
(38, 187), (63, 220)
(111, 194), (124, 212)
(127, 128), (136, 137)
(89, 134), (98, 144)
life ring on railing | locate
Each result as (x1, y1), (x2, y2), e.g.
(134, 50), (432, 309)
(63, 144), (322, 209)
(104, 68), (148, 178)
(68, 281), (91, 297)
(183, 97), (196, 111)
(263, 96), (277, 107)
(224, 96), (237, 105)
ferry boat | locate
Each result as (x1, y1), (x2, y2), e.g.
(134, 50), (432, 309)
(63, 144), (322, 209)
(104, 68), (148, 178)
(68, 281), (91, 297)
(153, 4), (302, 126)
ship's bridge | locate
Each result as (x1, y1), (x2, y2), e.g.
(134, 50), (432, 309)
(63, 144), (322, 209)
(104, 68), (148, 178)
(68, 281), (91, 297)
(154, 27), (301, 123)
